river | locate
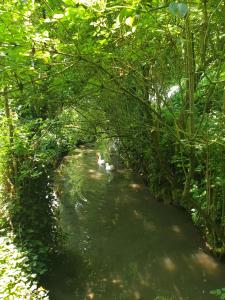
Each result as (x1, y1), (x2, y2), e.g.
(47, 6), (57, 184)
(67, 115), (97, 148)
(45, 148), (225, 300)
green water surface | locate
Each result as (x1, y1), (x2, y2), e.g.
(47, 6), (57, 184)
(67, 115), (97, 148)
(46, 149), (225, 300)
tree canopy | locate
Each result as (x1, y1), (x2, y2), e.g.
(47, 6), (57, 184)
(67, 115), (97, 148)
(0, 0), (225, 298)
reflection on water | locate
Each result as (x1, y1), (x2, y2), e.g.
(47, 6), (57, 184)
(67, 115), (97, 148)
(45, 149), (225, 300)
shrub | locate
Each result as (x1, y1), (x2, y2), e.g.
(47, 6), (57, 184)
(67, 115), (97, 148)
(0, 233), (49, 300)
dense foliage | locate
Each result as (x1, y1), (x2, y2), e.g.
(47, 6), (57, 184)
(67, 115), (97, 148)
(0, 0), (224, 298)
(0, 234), (48, 299)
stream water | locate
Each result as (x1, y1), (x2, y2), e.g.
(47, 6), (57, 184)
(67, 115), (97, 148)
(45, 149), (225, 300)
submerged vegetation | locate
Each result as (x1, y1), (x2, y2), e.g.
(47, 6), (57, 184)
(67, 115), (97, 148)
(0, 0), (224, 298)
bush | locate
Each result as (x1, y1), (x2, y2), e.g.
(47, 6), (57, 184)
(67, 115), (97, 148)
(210, 288), (225, 300)
(0, 233), (49, 300)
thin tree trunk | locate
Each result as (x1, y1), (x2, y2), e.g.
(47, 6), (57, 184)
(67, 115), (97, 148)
(182, 9), (196, 204)
(4, 87), (14, 147)
(4, 87), (16, 187)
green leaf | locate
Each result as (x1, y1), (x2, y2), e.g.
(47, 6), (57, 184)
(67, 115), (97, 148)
(168, 2), (188, 18)
(125, 17), (134, 27)
(168, 3), (178, 16)
(177, 3), (188, 17)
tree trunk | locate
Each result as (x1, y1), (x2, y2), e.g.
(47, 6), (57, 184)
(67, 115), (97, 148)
(182, 9), (196, 204)
(3, 87), (16, 187)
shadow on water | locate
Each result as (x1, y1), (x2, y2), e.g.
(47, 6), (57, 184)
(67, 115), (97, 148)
(44, 149), (225, 300)
(44, 250), (89, 300)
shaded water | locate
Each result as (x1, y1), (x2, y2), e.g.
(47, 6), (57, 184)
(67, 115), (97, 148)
(46, 149), (225, 300)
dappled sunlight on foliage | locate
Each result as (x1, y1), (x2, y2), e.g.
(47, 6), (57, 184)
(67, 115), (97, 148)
(0, 235), (48, 300)
(0, 0), (225, 298)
